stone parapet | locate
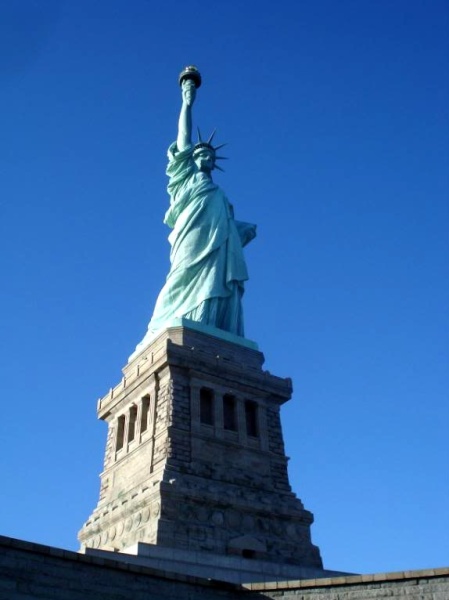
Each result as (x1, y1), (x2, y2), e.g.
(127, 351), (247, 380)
(1, 535), (448, 599)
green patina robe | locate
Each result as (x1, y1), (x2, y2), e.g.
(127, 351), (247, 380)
(146, 142), (256, 337)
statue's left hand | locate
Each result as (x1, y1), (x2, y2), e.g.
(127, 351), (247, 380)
(236, 221), (257, 247)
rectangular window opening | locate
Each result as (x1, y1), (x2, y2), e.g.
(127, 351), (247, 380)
(245, 400), (259, 437)
(140, 395), (151, 434)
(200, 388), (214, 425)
(128, 405), (138, 443)
(116, 415), (126, 451)
(223, 394), (237, 431)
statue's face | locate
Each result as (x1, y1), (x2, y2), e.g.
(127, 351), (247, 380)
(194, 148), (215, 173)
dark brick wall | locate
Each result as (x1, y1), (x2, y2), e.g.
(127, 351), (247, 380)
(0, 536), (242, 600)
(247, 570), (449, 599)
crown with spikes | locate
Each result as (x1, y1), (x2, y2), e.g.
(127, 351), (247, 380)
(193, 128), (228, 171)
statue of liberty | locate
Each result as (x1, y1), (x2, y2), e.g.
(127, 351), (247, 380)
(133, 67), (256, 355)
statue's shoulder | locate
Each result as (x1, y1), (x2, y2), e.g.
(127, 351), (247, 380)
(167, 141), (193, 163)
(166, 143), (196, 195)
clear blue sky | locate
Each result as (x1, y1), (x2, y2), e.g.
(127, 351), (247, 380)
(1, 0), (448, 576)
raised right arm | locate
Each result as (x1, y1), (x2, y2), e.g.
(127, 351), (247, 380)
(177, 79), (196, 151)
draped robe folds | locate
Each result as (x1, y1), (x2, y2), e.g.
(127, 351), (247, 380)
(144, 142), (256, 339)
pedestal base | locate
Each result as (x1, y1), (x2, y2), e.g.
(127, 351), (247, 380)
(79, 326), (322, 570)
